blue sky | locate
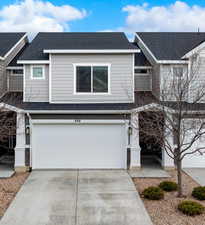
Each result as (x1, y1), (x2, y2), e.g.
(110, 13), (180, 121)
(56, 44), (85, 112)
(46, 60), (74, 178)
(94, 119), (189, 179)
(0, 0), (205, 38)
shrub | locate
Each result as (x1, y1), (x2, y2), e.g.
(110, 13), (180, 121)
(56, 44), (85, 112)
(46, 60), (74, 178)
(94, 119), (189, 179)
(178, 200), (204, 216)
(159, 181), (178, 192)
(142, 186), (164, 200)
(192, 186), (205, 200)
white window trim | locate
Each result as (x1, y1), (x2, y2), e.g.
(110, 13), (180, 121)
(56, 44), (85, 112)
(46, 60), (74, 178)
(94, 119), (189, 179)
(31, 65), (45, 80)
(73, 63), (111, 95)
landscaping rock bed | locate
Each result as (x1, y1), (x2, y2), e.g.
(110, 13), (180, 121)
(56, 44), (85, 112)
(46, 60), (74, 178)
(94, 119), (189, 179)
(0, 172), (29, 218)
(133, 170), (205, 225)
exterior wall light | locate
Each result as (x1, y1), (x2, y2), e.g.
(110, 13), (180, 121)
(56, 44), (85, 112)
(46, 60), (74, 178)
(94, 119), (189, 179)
(128, 126), (132, 135)
(26, 126), (30, 135)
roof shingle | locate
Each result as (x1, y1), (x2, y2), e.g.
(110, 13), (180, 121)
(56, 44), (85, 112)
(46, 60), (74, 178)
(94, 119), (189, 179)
(19, 32), (138, 61)
(136, 32), (205, 60)
(0, 33), (26, 57)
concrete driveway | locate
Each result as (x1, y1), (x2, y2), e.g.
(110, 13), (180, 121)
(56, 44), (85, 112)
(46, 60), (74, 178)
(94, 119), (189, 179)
(0, 170), (153, 225)
(184, 168), (205, 186)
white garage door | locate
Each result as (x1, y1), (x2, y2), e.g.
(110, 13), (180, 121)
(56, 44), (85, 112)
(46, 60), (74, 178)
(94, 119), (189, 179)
(31, 121), (127, 169)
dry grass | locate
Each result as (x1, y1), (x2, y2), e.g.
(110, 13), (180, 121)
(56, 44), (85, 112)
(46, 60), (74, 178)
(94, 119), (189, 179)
(133, 170), (205, 225)
(0, 172), (29, 218)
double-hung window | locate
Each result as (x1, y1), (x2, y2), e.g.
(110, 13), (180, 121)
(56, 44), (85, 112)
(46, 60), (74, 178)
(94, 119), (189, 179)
(75, 64), (109, 93)
(31, 66), (45, 79)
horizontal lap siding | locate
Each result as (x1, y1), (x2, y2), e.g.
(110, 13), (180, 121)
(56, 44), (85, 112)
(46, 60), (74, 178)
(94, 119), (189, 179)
(8, 74), (23, 91)
(24, 65), (49, 102)
(51, 54), (134, 103)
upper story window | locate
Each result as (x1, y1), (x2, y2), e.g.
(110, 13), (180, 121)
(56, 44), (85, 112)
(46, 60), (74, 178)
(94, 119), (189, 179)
(31, 66), (45, 79)
(75, 64), (110, 94)
(172, 66), (184, 78)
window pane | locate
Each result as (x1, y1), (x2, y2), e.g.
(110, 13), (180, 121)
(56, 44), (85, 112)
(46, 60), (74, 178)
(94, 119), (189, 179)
(93, 66), (108, 93)
(173, 67), (183, 77)
(76, 66), (91, 92)
(33, 67), (43, 78)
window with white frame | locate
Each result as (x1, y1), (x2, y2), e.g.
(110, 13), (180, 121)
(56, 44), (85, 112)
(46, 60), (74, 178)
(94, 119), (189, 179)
(75, 65), (109, 93)
(172, 66), (184, 78)
(31, 66), (44, 79)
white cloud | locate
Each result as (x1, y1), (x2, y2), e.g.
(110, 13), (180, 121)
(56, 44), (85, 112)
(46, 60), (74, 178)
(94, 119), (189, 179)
(0, 0), (87, 38)
(122, 1), (205, 33)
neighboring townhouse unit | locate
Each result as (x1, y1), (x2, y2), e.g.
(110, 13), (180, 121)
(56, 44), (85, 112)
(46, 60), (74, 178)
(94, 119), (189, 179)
(0, 33), (28, 95)
(1, 31), (205, 172)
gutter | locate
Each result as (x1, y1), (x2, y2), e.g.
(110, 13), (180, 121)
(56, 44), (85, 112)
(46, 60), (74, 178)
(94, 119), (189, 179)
(24, 109), (131, 114)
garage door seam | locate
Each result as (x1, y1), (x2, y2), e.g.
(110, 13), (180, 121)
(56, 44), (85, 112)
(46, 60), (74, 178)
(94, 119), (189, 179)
(74, 169), (79, 225)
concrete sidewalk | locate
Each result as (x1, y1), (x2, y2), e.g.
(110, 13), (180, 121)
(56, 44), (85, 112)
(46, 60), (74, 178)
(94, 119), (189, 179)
(0, 170), (153, 225)
(184, 168), (205, 186)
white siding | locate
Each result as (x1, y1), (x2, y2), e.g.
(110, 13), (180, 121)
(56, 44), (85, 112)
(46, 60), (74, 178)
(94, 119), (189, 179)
(160, 64), (188, 101)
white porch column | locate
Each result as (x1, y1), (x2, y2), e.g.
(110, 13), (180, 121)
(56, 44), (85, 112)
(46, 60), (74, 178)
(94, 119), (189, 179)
(130, 112), (141, 169)
(162, 119), (175, 170)
(15, 112), (27, 172)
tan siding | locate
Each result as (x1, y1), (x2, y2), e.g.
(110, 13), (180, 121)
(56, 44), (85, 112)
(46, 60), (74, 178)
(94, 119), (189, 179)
(50, 54), (134, 103)
(24, 65), (49, 102)
(135, 75), (151, 91)
(7, 70), (23, 91)
(189, 56), (205, 102)
(160, 64), (188, 101)
(0, 61), (6, 96)
(152, 64), (160, 98)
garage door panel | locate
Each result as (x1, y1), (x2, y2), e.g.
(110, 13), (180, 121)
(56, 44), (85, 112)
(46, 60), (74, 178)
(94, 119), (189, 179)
(32, 123), (126, 169)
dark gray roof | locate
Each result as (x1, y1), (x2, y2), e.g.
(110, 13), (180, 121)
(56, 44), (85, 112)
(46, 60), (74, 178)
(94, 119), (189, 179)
(0, 33), (26, 57)
(19, 32), (138, 61)
(0, 92), (134, 111)
(2, 91), (205, 112)
(8, 43), (29, 67)
(136, 32), (205, 60)
(135, 52), (151, 66)
(133, 43), (151, 66)
(0, 92), (156, 111)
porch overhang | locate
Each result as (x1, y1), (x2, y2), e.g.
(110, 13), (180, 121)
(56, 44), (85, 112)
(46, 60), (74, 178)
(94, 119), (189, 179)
(0, 102), (24, 113)
(131, 103), (175, 114)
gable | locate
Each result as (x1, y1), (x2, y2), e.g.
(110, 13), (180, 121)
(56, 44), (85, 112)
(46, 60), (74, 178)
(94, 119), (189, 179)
(0, 33), (26, 58)
(136, 32), (205, 61)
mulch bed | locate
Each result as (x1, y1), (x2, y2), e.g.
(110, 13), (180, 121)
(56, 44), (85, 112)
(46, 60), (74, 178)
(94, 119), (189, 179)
(133, 170), (205, 225)
(0, 172), (29, 218)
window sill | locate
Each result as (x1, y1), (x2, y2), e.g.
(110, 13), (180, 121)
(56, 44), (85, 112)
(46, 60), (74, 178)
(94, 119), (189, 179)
(74, 92), (111, 95)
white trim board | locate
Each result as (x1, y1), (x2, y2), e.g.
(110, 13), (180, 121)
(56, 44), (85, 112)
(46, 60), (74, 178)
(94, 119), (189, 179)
(182, 41), (205, 59)
(31, 119), (128, 125)
(25, 109), (131, 114)
(43, 49), (140, 54)
(3, 34), (27, 60)
(134, 33), (189, 64)
(0, 103), (23, 113)
(6, 66), (23, 70)
(17, 60), (50, 64)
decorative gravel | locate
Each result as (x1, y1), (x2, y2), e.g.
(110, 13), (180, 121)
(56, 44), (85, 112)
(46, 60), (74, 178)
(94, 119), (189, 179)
(133, 170), (205, 225)
(0, 172), (29, 218)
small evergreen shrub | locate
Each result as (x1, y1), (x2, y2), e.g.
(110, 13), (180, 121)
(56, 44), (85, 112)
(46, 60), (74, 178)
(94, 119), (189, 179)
(192, 186), (205, 200)
(178, 200), (204, 216)
(159, 181), (178, 192)
(142, 186), (164, 200)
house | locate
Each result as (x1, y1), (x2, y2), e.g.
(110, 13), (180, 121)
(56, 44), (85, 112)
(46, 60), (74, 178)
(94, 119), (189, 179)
(0, 31), (205, 172)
